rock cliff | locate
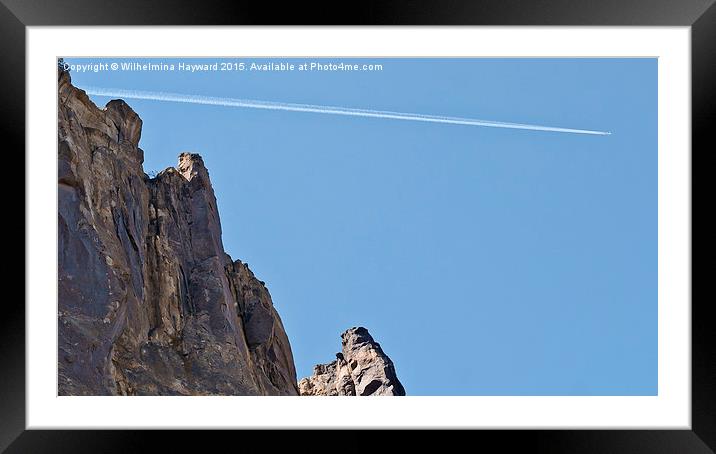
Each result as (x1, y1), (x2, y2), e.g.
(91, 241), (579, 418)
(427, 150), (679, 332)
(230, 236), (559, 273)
(58, 69), (298, 395)
(299, 327), (405, 396)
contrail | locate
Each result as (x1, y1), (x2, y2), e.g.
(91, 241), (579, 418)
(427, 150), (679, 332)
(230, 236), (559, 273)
(84, 86), (611, 136)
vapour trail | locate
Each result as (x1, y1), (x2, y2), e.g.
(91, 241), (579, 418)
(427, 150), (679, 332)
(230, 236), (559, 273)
(84, 87), (611, 136)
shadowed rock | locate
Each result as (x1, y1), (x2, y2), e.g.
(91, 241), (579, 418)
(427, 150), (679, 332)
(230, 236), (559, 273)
(298, 327), (405, 396)
(58, 70), (297, 395)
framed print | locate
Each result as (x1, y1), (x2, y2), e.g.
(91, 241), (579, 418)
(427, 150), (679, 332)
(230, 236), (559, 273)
(6, 0), (712, 452)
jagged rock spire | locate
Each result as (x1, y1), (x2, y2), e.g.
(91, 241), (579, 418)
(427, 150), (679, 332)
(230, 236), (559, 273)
(58, 77), (297, 396)
(299, 327), (405, 396)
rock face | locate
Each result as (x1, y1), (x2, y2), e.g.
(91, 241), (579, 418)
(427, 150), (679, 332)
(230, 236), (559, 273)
(58, 69), (298, 395)
(299, 327), (405, 396)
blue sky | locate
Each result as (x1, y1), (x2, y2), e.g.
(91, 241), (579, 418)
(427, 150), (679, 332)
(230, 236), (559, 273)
(65, 58), (657, 395)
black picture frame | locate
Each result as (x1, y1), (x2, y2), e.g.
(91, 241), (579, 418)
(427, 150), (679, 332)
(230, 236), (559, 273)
(5, 0), (711, 452)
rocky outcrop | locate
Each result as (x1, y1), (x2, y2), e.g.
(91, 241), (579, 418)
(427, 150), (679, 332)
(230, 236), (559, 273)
(58, 69), (297, 395)
(299, 327), (405, 396)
